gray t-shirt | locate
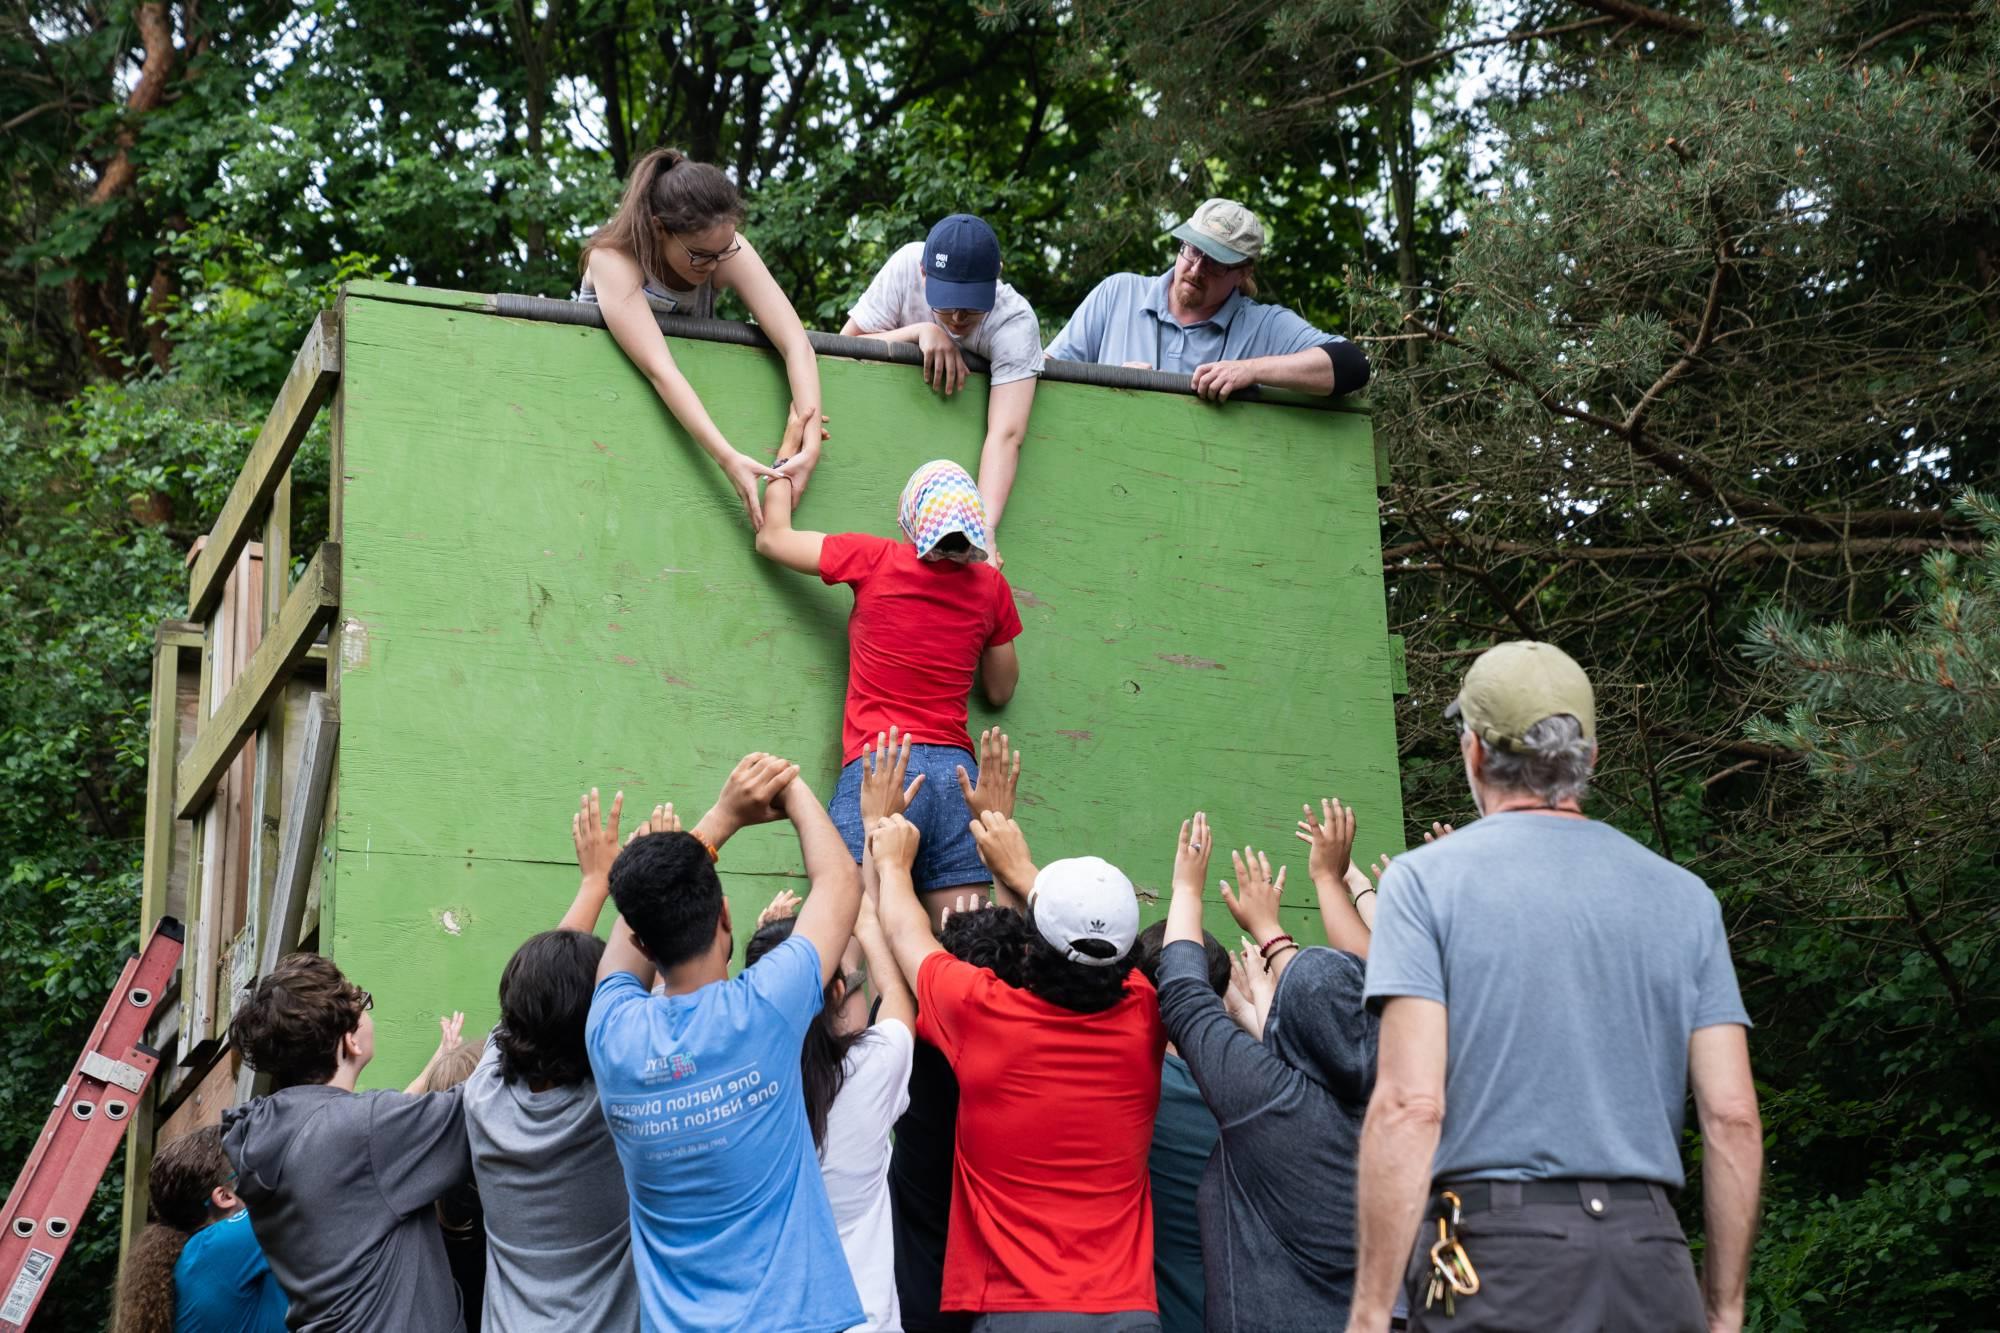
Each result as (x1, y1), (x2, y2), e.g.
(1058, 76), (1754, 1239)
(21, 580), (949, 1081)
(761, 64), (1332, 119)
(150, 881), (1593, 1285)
(221, 1082), (471, 1332)
(462, 1044), (640, 1332)
(1364, 812), (1752, 1187)
(1156, 941), (1375, 1331)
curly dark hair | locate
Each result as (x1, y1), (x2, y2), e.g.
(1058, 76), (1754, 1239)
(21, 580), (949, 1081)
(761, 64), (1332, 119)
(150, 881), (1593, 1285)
(745, 918), (862, 1153)
(609, 831), (724, 969)
(938, 906), (1136, 1013)
(1134, 921), (1231, 996)
(941, 905), (1030, 986)
(494, 930), (604, 1088)
(113, 1126), (231, 1333)
(228, 952), (366, 1088)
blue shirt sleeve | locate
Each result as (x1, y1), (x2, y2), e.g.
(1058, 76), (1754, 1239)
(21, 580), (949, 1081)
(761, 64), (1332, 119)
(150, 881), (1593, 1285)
(1044, 278), (1110, 362)
(1240, 301), (1337, 359)
(1362, 861), (1446, 1010)
(1692, 895), (1752, 1029)
(744, 934), (824, 1040)
(586, 971), (650, 1090)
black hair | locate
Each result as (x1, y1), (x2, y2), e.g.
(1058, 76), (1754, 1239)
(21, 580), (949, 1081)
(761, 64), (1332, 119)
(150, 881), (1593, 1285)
(494, 929), (606, 1087)
(745, 917), (861, 1153)
(933, 532), (971, 554)
(608, 831), (724, 970)
(1134, 920), (1231, 997)
(941, 905), (1030, 986)
(937, 905), (1135, 1014)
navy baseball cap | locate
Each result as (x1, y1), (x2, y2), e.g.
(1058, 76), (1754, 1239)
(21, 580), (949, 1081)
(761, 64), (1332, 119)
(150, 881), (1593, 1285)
(922, 215), (1001, 312)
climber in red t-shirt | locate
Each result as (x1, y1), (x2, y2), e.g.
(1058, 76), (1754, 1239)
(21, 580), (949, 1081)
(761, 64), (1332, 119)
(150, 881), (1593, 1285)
(755, 408), (1023, 922)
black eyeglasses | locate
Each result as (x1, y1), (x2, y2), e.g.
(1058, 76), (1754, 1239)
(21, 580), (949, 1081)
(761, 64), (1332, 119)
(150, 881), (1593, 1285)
(1178, 242), (1250, 274)
(673, 233), (743, 267)
(357, 989), (374, 1012)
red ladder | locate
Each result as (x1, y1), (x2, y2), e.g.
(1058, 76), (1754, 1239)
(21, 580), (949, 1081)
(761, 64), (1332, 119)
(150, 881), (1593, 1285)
(0, 918), (184, 1329)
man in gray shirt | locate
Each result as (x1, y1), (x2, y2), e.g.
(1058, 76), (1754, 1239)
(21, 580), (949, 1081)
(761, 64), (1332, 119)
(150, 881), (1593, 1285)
(1043, 198), (1370, 402)
(1345, 642), (1764, 1333)
(223, 953), (472, 1333)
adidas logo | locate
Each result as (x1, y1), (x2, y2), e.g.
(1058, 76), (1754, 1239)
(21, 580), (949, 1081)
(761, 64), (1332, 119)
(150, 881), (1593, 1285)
(1088, 918), (1107, 933)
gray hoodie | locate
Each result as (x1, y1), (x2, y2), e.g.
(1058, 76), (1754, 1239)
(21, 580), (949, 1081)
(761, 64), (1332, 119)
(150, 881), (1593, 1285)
(1156, 941), (1377, 1331)
(220, 1082), (472, 1332)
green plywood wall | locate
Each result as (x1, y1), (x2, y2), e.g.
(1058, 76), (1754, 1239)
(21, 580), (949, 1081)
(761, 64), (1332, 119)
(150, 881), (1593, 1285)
(333, 286), (1402, 1088)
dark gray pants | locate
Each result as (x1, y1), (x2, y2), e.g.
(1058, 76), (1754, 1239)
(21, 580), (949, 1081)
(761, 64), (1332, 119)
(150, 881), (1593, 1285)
(1404, 1180), (1705, 1332)
(971, 1314), (1162, 1333)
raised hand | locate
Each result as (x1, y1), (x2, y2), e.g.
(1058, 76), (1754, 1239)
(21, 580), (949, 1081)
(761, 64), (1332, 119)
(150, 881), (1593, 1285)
(1224, 949), (1261, 1037)
(757, 889), (802, 928)
(626, 802), (682, 845)
(868, 813), (923, 874)
(434, 1011), (466, 1057)
(1239, 936), (1277, 1027)
(861, 728), (927, 822)
(1173, 812), (1213, 897)
(573, 788), (624, 884)
(967, 810), (1037, 895)
(1426, 821), (1456, 843)
(938, 891), (992, 929)
(1296, 797), (1357, 889)
(956, 727), (1021, 820)
(1219, 847), (1287, 942)
(713, 752), (800, 832)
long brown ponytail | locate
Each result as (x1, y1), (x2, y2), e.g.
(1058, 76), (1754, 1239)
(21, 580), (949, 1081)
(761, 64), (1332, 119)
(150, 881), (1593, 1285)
(113, 1126), (232, 1333)
(580, 148), (745, 289)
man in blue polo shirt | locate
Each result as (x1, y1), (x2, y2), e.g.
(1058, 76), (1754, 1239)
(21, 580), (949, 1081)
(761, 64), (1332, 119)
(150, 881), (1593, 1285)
(1044, 198), (1369, 401)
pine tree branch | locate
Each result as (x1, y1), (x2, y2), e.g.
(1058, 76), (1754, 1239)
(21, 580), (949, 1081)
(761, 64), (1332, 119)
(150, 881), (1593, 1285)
(1847, 10), (1978, 63)
(1567, 0), (1704, 37)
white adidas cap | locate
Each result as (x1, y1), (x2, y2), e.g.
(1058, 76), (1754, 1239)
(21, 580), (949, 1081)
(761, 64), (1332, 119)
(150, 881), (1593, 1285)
(1030, 857), (1141, 966)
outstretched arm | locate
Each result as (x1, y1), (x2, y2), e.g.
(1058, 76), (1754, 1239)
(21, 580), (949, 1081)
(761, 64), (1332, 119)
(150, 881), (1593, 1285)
(753, 408), (828, 574)
(1298, 797), (1370, 957)
(588, 248), (779, 528)
(562, 788), (622, 934)
(723, 234), (826, 499)
(786, 776), (865, 987)
(871, 814), (943, 985)
(1220, 847), (1297, 988)
(967, 811), (1038, 915)
(977, 379), (1036, 533)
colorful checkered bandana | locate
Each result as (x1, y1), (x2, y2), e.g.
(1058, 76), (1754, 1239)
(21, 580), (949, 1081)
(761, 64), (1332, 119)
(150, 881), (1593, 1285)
(897, 460), (991, 561)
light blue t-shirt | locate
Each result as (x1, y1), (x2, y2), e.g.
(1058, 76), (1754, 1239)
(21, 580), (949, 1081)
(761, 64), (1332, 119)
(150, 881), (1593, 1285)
(585, 936), (864, 1333)
(1364, 813), (1751, 1189)
(172, 1210), (288, 1333)
(1043, 270), (1342, 374)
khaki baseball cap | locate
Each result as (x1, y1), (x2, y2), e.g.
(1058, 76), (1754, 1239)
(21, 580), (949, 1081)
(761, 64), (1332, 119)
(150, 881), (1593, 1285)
(1169, 198), (1265, 265)
(1446, 641), (1596, 753)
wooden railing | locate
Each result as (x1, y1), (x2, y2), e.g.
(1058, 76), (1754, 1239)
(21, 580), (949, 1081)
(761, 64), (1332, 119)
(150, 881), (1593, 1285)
(123, 310), (346, 1258)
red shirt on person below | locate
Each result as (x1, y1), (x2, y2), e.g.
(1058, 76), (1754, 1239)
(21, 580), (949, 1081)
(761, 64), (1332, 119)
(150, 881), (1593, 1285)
(915, 951), (1166, 1315)
(820, 533), (1023, 765)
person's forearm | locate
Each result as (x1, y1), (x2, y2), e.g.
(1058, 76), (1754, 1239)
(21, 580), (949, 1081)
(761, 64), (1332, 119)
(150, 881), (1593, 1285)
(877, 859), (938, 980)
(690, 806), (745, 856)
(1700, 1118), (1764, 1328)
(762, 473), (797, 533)
(558, 875), (612, 934)
(1164, 882), (1205, 947)
(976, 426), (1022, 532)
(1246, 348), (1336, 396)
(1348, 1093), (1444, 1329)
(648, 363), (737, 463)
(1313, 872), (1371, 957)
(780, 331), (822, 417)
(787, 781), (856, 900)
(853, 323), (930, 346)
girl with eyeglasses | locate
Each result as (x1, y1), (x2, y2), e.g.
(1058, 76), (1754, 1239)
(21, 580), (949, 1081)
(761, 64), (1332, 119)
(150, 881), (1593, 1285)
(112, 1126), (289, 1333)
(579, 148), (824, 529)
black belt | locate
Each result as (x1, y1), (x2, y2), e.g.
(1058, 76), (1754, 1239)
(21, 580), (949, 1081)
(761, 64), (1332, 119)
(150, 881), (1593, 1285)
(1433, 1178), (1663, 1213)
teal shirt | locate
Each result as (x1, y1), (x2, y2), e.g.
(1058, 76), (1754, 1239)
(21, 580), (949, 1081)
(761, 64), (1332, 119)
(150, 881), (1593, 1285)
(1149, 1053), (1219, 1333)
(172, 1211), (288, 1333)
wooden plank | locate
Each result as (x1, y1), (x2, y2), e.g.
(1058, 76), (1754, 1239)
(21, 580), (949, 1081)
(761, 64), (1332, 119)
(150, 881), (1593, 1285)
(187, 313), (340, 619)
(333, 289), (1402, 1084)
(157, 1048), (242, 1146)
(261, 694), (338, 979)
(139, 622), (197, 932)
(176, 545), (341, 820)
(341, 278), (491, 312)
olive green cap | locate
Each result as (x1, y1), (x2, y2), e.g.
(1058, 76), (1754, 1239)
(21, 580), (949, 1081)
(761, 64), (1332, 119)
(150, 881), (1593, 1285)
(1446, 641), (1596, 753)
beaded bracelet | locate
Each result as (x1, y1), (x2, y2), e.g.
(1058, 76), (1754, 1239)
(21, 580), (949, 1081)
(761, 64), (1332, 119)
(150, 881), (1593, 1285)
(690, 830), (721, 864)
(1257, 932), (1296, 958)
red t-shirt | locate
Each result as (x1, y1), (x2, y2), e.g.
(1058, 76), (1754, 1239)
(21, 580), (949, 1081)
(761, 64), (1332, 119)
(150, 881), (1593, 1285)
(915, 951), (1166, 1315)
(820, 534), (1023, 764)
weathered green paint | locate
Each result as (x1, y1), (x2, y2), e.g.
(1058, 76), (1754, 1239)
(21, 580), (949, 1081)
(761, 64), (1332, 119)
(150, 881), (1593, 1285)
(333, 288), (1402, 1087)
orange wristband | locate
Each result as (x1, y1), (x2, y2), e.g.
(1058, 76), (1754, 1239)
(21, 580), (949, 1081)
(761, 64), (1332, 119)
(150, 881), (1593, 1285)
(690, 830), (721, 863)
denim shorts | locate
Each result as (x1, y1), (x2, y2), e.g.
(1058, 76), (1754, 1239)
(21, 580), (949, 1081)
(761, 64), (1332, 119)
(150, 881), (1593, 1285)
(830, 744), (991, 892)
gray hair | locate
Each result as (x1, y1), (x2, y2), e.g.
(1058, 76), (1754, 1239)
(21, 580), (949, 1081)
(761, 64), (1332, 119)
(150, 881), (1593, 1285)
(1477, 714), (1595, 806)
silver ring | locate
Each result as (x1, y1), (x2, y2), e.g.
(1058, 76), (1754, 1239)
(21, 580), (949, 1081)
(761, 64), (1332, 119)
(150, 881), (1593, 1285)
(1189, 841), (1202, 852)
